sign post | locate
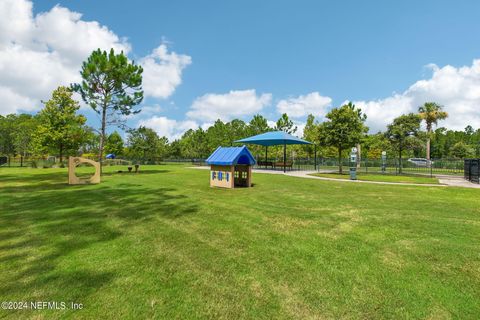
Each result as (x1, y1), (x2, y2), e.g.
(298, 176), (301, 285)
(381, 151), (387, 174)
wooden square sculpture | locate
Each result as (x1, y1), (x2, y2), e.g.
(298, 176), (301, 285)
(68, 157), (101, 185)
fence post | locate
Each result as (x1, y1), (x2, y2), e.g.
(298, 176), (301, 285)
(8, 156), (10, 167)
(20, 156), (23, 167)
(430, 160), (433, 178)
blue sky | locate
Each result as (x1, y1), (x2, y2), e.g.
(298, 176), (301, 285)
(2, 0), (480, 138)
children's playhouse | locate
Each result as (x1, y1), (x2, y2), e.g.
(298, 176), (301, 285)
(206, 146), (256, 189)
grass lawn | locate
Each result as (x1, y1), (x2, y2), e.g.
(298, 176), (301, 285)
(1, 164), (479, 319)
(310, 172), (440, 184)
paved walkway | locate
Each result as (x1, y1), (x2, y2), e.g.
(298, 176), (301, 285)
(436, 174), (480, 188)
(190, 166), (480, 188)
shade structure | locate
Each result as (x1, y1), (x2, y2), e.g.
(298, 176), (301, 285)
(234, 131), (315, 172)
(235, 131), (312, 146)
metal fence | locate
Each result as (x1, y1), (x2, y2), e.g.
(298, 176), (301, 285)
(0, 156), (57, 168)
(0, 155), (465, 177)
(464, 159), (480, 183)
(250, 157), (464, 176)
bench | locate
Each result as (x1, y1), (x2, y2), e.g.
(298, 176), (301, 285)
(258, 160), (274, 168)
(274, 161), (293, 170)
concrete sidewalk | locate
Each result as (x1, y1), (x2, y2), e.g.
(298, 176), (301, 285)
(189, 166), (480, 188)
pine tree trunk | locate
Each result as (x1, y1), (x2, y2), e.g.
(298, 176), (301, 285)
(98, 105), (107, 174)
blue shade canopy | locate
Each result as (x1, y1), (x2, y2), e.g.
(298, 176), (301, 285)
(206, 146), (256, 166)
(235, 131), (312, 146)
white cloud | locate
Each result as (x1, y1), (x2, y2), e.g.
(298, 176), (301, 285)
(276, 92), (332, 118)
(267, 120), (277, 129)
(354, 94), (414, 132)
(140, 44), (191, 99)
(138, 104), (163, 116)
(34, 6), (131, 66)
(355, 60), (480, 132)
(187, 89), (272, 122)
(0, 1), (190, 115)
(0, 0), (130, 115)
(295, 122), (306, 138)
(0, 0), (34, 49)
(138, 116), (198, 141)
(0, 86), (36, 114)
(200, 122), (214, 131)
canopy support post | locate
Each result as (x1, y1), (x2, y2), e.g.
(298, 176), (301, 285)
(265, 146), (268, 169)
(283, 142), (286, 173)
(314, 144), (317, 171)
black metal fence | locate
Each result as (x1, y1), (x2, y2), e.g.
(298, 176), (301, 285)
(0, 156), (57, 168)
(250, 157), (464, 176)
(464, 159), (480, 183)
(0, 155), (465, 177)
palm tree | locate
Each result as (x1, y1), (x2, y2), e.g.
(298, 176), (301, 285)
(418, 102), (448, 160)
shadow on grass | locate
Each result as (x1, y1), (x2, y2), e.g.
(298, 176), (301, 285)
(101, 169), (171, 176)
(0, 169), (197, 302)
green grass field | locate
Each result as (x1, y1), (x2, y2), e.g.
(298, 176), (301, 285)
(1, 165), (479, 319)
(310, 172), (440, 184)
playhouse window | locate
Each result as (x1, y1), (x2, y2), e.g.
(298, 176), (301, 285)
(212, 171), (216, 180)
(219, 171), (223, 181)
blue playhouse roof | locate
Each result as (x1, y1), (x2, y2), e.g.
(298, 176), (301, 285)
(206, 146), (256, 166)
(235, 131), (312, 146)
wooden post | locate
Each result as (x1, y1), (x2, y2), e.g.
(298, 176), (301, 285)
(247, 165), (252, 187)
(283, 142), (286, 173)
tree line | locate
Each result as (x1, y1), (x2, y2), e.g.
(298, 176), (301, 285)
(1, 48), (479, 168)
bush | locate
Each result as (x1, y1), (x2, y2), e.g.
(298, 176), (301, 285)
(42, 160), (54, 168)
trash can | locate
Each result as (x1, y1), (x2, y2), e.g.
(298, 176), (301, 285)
(349, 167), (357, 180)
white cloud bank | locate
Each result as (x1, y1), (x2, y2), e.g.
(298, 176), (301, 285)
(140, 44), (191, 99)
(276, 92), (332, 118)
(356, 60), (480, 132)
(138, 116), (198, 141)
(0, 0), (190, 115)
(187, 89), (272, 122)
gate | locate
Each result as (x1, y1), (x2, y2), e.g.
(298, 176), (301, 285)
(464, 159), (480, 183)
